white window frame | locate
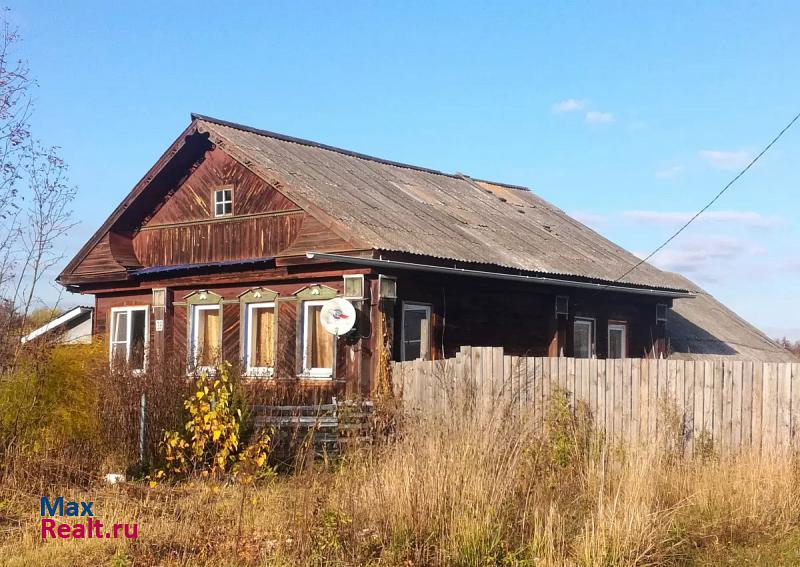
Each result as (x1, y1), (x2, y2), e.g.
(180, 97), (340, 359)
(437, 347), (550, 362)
(608, 322), (627, 359)
(244, 301), (276, 377)
(301, 300), (334, 379)
(573, 317), (595, 359)
(213, 187), (233, 218)
(401, 302), (432, 361)
(109, 306), (149, 372)
(190, 304), (222, 373)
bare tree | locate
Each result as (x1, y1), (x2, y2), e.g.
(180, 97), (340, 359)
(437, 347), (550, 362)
(0, 11), (74, 344)
(0, 9), (76, 460)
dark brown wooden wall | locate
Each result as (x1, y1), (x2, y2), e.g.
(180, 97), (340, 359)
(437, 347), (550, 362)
(390, 272), (667, 361)
(91, 268), (669, 404)
(133, 213), (305, 266)
(143, 148), (298, 225)
(74, 235), (124, 276)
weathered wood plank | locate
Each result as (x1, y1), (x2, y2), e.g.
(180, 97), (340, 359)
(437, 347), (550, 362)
(622, 358), (632, 443)
(657, 359), (668, 437)
(732, 361), (743, 452)
(614, 359), (623, 443)
(492, 346), (505, 408)
(741, 362), (753, 450)
(792, 363), (800, 450)
(752, 362), (763, 452)
(675, 360), (685, 450)
(713, 361), (724, 450)
(777, 362), (792, 450)
(567, 357), (576, 409)
(631, 358), (640, 446)
(649, 359), (659, 439)
(639, 358), (650, 443)
(684, 361), (695, 455)
(603, 359), (612, 440)
(762, 363), (777, 453)
(581, 358), (591, 410)
(722, 361), (733, 455)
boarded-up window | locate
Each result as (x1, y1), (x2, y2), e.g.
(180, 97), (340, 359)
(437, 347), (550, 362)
(192, 305), (221, 369)
(574, 318), (594, 359)
(245, 302), (276, 376)
(110, 307), (148, 371)
(401, 302), (431, 361)
(302, 301), (334, 377)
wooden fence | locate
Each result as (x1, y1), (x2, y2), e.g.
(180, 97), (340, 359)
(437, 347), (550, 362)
(391, 347), (800, 454)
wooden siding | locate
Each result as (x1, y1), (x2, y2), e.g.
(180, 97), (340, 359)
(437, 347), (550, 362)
(394, 347), (800, 454)
(142, 148), (298, 226)
(133, 212), (305, 266)
(392, 271), (666, 360)
(73, 235), (125, 276)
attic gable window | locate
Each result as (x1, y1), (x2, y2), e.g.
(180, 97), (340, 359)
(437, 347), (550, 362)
(214, 188), (233, 217)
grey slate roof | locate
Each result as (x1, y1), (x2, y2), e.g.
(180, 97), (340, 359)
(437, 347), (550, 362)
(667, 274), (797, 362)
(193, 115), (691, 293)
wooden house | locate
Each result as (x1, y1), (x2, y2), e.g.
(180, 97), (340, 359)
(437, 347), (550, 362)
(57, 114), (795, 402)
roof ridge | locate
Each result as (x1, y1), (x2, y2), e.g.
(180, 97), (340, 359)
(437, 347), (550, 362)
(190, 113), (529, 191)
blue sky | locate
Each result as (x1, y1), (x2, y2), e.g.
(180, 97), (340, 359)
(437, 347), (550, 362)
(8, 1), (800, 338)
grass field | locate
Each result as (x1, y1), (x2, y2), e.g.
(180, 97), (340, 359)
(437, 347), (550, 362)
(3, 393), (800, 566)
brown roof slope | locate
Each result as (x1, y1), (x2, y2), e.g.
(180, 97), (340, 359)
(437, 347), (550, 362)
(193, 114), (690, 292)
(667, 273), (798, 362)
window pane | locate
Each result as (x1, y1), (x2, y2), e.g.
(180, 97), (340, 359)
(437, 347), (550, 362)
(250, 306), (275, 368)
(223, 202), (232, 215)
(608, 326), (625, 359)
(403, 310), (424, 343)
(306, 304), (333, 369)
(215, 191), (223, 204)
(112, 312), (128, 343)
(344, 276), (363, 298)
(111, 342), (127, 364)
(574, 321), (592, 358)
(196, 308), (221, 367)
(224, 189), (232, 201)
(130, 310), (146, 370)
(403, 307), (429, 361)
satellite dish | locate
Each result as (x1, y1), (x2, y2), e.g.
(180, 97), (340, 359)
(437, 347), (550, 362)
(320, 298), (356, 336)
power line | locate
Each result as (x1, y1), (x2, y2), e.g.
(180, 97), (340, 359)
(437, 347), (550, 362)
(614, 110), (800, 285)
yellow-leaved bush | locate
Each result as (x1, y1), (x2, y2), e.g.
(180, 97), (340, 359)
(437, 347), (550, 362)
(151, 363), (273, 485)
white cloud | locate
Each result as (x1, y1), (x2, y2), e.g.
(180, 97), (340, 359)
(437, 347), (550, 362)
(551, 98), (586, 113)
(655, 165), (686, 179)
(585, 111), (615, 124)
(698, 149), (753, 171)
(622, 210), (780, 229)
(648, 236), (767, 283)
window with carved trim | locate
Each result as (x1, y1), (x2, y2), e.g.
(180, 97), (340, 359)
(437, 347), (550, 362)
(244, 302), (276, 376)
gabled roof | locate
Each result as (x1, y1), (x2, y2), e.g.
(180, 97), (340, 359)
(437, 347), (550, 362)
(191, 114), (691, 293)
(61, 113), (693, 294)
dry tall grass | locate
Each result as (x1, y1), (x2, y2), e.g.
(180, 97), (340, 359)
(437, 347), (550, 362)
(2, 390), (800, 566)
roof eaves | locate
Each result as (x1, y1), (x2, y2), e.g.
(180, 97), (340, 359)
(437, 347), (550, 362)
(129, 256), (276, 277)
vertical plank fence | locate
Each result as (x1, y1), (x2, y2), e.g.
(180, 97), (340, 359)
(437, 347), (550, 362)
(392, 346), (800, 454)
